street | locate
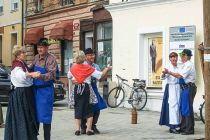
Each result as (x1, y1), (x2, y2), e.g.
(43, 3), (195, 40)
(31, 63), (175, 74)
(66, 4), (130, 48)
(0, 99), (204, 140)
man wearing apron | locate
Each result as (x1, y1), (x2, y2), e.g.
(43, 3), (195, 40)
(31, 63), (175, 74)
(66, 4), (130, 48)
(33, 38), (57, 140)
(80, 48), (107, 134)
(165, 49), (196, 135)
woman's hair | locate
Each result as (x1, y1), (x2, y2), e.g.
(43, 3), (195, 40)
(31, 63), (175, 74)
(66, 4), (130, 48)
(12, 45), (26, 58)
(73, 50), (86, 64)
(169, 52), (178, 58)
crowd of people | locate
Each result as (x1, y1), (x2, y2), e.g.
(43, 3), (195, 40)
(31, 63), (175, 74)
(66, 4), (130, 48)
(0, 36), (197, 139)
(159, 49), (196, 135)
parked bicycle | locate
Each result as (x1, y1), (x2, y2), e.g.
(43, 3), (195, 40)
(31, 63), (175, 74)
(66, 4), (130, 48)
(199, 95), (205, 124)
(107, 74), (147, 110)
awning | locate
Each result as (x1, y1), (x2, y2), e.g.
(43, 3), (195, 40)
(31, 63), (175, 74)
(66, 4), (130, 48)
(24, 27), (44, 45)
(49, 20), (73, 40)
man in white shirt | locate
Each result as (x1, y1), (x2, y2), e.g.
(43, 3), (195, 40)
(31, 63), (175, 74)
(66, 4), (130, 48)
(164, 49), (196, 135)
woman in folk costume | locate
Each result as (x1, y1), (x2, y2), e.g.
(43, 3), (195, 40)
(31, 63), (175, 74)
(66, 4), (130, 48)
(68, 50), (111, 136)
(4, 45), (39, 140)
(159, 52), (181, 134)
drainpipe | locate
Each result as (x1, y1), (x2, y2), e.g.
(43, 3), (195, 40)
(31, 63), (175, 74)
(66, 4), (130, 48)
(21, 0), (24, 46)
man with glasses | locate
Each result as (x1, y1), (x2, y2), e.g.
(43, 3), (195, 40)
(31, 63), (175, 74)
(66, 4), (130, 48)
(80, 48), (107, 134)
(164, 49), (196, 135)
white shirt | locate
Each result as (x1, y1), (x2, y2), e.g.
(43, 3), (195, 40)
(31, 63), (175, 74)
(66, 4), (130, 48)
(178, 60), (196, 83)
(67, 69), (102, 84)
(162, 63), (179, 84)
(11, 67), (33, 87)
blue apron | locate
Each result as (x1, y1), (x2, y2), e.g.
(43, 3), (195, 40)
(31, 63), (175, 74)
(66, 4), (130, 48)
(179, 78), (190, 117)
(34, 63), (54, 124)
(91, 79), (107, 112)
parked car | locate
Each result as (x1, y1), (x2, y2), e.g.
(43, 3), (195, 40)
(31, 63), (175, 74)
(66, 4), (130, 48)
(0, 63), (65, 103)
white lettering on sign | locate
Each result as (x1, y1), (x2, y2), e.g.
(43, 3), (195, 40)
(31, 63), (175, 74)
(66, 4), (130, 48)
(204, 54), (210, 62)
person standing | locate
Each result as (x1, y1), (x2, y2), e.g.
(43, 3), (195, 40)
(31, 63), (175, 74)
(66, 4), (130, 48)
(80, 48), (108, 134)
(68, 50), (111, 136)
(164, 49), (196, 135)
(4, 45), (39, 140)
(150, 40), (157, 73)
(32, 38), (57, 140)
(159, 52), (181, 134)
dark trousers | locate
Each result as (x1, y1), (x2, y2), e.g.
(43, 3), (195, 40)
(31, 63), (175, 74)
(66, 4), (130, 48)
(151, 58), (156, 72)
(37, 123), (51, 140)
(81, 110), (100, 130)
(180, 86), (197, 133)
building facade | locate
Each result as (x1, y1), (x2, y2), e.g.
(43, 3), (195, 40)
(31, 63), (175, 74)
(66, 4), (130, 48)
(25, 0), (112, 86)
(0, 0), (23, 66)
(106, 0), (204, 113)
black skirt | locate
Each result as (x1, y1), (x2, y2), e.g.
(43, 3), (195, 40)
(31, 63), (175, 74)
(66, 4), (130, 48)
(74, 83), (94, 119)
(4, 86), (38, 140)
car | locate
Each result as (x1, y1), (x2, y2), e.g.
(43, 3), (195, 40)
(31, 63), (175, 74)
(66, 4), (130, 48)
(0, 63), (65, 103)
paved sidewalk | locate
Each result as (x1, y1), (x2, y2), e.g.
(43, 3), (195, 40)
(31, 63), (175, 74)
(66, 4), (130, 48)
(0, 105), (204, 140)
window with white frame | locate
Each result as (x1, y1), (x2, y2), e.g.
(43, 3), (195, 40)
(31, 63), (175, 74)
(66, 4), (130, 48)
(37, 0), (43, 12)
(11, 0), (18, 11)
(0, 0), (3, 14)
(61, 0), (74, 6)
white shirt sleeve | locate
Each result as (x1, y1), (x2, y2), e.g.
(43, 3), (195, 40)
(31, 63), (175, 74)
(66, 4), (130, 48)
(179, 63), (192, 79)
(91, 69), (103, 80)
(13, 67), (27, 81)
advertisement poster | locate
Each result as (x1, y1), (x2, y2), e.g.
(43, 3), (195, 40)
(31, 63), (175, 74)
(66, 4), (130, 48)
(148, 37), (163, 88)
(169, 26), (196, 64)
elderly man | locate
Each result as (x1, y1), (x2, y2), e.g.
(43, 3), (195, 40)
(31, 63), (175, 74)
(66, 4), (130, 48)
(164, 49), (196, 135)
(80, 48), (107, 134)
(32, 38), (57, 140)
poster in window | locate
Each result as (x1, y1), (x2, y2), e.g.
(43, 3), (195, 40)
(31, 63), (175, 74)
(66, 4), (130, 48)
(148, 37), (163, 88)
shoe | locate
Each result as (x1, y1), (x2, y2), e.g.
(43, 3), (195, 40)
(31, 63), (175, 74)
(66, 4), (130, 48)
(81, 129), (86, 134)
(86, 130), (94, 135)
(0, 123), (5, 128)
(75, 130), (80, 136)
(176, 128), (184, 133)
(181, 131), (194, 135)
(93, 127), (100, 134)
(169, 128), (180, 134)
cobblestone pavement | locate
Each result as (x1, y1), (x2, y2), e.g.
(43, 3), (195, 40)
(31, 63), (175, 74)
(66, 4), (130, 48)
(0, 101), (205, 140)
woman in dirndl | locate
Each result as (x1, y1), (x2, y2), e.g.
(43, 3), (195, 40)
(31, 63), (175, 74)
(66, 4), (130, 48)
(68, 50), (111, 136)
(4, 45), (39, 140)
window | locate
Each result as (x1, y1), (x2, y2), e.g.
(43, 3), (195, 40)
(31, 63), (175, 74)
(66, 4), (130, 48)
(96, 22), (112, 70)
(36, 0), (43, 12)
(11, 0), (18, 11)
(0, 0), (3, 15)
(61, 0), (74, 6)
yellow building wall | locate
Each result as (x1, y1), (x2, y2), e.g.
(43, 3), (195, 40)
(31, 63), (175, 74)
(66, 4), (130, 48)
(2, 24), (22, 66)
(0, 0), (22, 25)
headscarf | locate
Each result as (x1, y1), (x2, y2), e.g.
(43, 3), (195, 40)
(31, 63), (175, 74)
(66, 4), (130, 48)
(70, 64), (95, 84)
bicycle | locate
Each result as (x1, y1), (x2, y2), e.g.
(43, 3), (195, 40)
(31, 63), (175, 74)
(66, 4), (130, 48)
(107, 74), (147, 110)
(199, 95), (205, 124)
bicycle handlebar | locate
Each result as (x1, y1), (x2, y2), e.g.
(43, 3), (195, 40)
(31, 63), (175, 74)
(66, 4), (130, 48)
(116, 74), (128, 82)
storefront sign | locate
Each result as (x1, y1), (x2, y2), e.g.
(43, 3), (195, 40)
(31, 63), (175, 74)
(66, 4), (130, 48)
(169, 26), (196, 63)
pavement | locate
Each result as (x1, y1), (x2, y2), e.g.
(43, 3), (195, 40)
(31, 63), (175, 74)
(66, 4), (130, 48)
(0, 100), (205, 140)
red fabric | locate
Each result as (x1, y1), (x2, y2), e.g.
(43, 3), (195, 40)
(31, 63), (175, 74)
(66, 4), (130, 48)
(70, 64), (95, 84)
(12, 60), (29, 72)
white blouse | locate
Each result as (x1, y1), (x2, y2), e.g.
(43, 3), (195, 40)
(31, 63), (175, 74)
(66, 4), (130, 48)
(11, 67), (33, 87)
(162, 63), (179, 84)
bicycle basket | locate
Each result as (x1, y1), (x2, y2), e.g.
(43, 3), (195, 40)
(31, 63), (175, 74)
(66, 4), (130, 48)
(133, 80), (146, 88)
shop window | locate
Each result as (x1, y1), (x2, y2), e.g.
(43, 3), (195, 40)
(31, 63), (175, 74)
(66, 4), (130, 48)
(36, 0), (43, 12)
(61, 40), (73, 76)
(11, 0), (18, 11)
(0, 0), (3, 15)
(96, 22), (112, 70)
(61, 0), (74, 6)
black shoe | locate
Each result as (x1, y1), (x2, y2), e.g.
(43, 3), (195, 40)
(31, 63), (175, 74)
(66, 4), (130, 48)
(86, 131), (94, 135)
(169, 128), (180, 134)
(75, 130), (80, 136)
(176, 128), (184, 133)
(93, 127), (100, 134)
(81, 129), (86, 134)
(181, 131), (194, 135)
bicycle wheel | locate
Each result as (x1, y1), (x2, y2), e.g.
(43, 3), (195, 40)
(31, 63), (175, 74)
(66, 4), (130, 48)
(131, 87), (147, 111)
(200, 101), (205, 124)
(107, 87), (125, 108)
